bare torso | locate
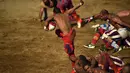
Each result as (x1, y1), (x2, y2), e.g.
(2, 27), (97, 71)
(107, 12), (130, 29)
(54, 13), (71, 35)
(108, 14), (124, 29)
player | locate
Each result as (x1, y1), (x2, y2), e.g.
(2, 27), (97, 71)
(74, 51), (125, 73)
(83, 21), (115, 49)
(56, 0), (83, 28)
(44, 0), (84, 68)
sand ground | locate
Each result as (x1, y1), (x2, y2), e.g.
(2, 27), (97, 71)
(0, 0), (130, 73)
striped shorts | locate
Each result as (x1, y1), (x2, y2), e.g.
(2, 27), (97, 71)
(102, 28), (128, 41)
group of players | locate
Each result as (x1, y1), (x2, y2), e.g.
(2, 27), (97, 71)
(83, 9), (130, 53)
(39, 0), (130, 73)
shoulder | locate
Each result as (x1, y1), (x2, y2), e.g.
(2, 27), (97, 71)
(110, 14), (121, 22)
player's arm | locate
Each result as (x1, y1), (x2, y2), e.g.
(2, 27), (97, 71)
(83, 13), (101, 23)
(44, 15), (54, 30)
(65, 0), (84, 14)
(39, 1), (48, 22)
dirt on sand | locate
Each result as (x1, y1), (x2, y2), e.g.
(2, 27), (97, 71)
(0, 0), (130, 73)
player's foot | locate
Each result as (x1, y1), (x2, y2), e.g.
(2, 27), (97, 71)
(113, 47), (123, 54)
(83, 44), (95, 49)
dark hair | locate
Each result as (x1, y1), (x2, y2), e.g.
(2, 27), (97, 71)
(100, 9), (109, 15)
(79, 55), (91, 67)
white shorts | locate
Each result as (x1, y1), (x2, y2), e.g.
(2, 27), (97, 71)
(101, 28), (128, 40)
(117, 28), (128, 39)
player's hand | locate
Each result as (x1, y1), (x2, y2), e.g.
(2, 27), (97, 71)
(91, 24), (100, 28)
(44, 26), (48, 31)
(83, 16), (94, 23)
(80, 0), (84, 6)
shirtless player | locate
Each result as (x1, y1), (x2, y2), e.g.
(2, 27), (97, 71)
(56, 0), (83, 28)
(99, 9), (130, 52)
(44, 0), (84, 68)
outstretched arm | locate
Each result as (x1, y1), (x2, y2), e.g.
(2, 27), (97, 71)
(65, 0), (84, 14)
(83, 13), (101, 23)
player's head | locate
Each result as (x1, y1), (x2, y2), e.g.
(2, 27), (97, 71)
(78, 55), (91, 67)
(121, 63), (130, 73)
(100, 9), (109, 15)
(100, 9), (109, 20)
(43, 0), (53, 7)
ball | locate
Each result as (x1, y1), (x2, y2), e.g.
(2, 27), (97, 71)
(48, 21), (56, 31)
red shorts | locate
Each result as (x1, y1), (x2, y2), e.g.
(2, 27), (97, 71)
(55, 29), (76, 56)
(98, 28), (106, 35)
(69, 11), (79, 20)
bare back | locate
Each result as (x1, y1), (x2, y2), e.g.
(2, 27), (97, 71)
(109, 14), (124, 29)
(54, 13), (71, 35)
(107, 13), (130, 29)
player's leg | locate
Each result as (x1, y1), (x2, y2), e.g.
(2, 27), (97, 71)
(63, 29), (77, 67)
(102, 29), (122, 53)
(84, 27), (106, 49)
